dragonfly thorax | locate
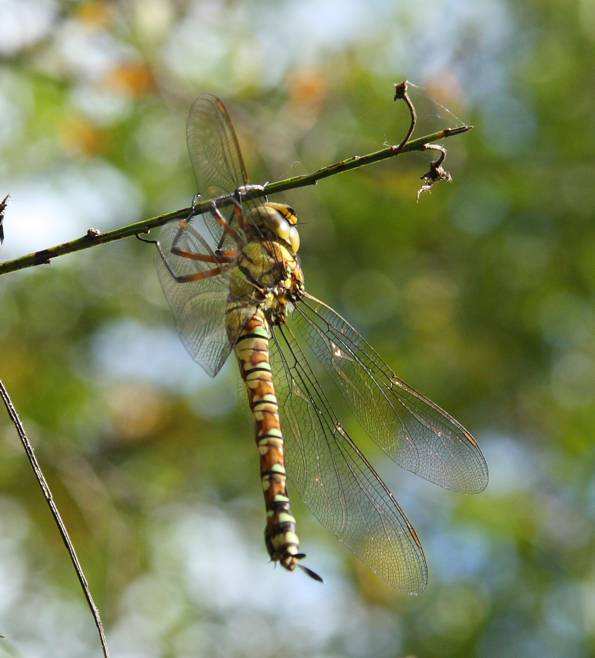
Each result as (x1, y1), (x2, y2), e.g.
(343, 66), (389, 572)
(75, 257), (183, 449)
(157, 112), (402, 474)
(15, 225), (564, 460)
(247, 202), (300, 254)
(236, 201), (303, 325)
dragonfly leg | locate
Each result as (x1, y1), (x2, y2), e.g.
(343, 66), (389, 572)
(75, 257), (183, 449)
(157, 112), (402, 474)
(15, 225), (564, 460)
(169, 263), (231, 284)
(136, 232), (157, 245)
(190, 192), (202, 214)
(232, 184), (267, 216)
(215, 197), (246, 252)
(173, 217), (216, 252)
(209, 201), (243, 247)
(234, 184), (267, 201)
(156, 229), (232, 282)
(172, 216), (239, 262)
(170, 247), (238, 264)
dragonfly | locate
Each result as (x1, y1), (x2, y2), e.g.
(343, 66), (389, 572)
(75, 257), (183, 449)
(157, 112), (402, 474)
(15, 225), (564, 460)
(155, 94), (488, 593)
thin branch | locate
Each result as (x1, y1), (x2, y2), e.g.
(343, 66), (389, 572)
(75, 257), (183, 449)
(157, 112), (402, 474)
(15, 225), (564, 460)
(417, 143), (453, 201)
(0, 380), (111, 658)
(0, 94), (471, 277)
(393, 80), (417, 151)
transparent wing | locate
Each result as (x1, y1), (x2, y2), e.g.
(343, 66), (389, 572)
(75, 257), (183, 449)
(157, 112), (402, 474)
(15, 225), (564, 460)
(156, 215), (233, 378)
(288, 294), (489, 493)
(186, 92), (284, 275)
(157, 95), (267, 376)
(187, 93), (248, 199)
(186, 94), (251, 252)
(271, 325), (428, 594)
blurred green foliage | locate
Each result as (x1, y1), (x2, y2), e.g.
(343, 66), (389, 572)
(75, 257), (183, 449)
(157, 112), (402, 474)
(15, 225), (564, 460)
(0, 1), (594, 657)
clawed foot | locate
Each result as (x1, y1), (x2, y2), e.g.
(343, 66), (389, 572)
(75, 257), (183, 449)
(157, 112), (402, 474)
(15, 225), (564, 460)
(233, 184), (267, 206)
(185, 192), (202, 221)
(191, 192), (202, 211)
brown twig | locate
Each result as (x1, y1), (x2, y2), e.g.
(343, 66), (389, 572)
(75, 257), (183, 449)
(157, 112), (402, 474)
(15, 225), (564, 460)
(416, 143), (453, 200)
(393, 80), (417, 152)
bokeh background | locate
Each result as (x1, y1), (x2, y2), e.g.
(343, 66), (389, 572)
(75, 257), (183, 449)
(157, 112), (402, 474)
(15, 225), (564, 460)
(1, 1), (594, 657)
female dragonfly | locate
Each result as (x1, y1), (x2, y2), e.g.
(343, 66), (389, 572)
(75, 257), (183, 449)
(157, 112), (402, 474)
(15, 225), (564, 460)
(156, 94), (488, 593)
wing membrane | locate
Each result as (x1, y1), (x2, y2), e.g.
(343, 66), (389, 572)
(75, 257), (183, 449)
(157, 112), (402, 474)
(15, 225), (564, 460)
(156, 215), (232, 377)
(187, 93), (248, 199)
(158, 95), (266, 376)
(271, 325), (428, 593)
(186, 94), (275, 257)
(288, 294), (489, 493)
(187, 94), (253, 252)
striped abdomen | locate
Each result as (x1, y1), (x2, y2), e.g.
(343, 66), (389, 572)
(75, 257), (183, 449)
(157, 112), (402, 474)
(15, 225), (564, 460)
(234, 309), (303, 573)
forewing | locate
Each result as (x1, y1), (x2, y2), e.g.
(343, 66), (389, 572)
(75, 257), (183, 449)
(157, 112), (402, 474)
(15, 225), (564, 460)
(271, 325), (428, 594)
(290, 294), (489, 493)
(186, 94), (250, 251)
(156, 215), (232, 377)
(187, 93), (248, 196)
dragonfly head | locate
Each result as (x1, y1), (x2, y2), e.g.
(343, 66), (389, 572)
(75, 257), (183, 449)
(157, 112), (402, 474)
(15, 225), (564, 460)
(249, 202), (300, 254)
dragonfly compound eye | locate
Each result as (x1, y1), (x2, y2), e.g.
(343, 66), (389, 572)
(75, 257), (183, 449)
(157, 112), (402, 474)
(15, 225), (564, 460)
(284, 206), (298, 225)
(289, 226), (300, 253)
(270, 213), (291, 243)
